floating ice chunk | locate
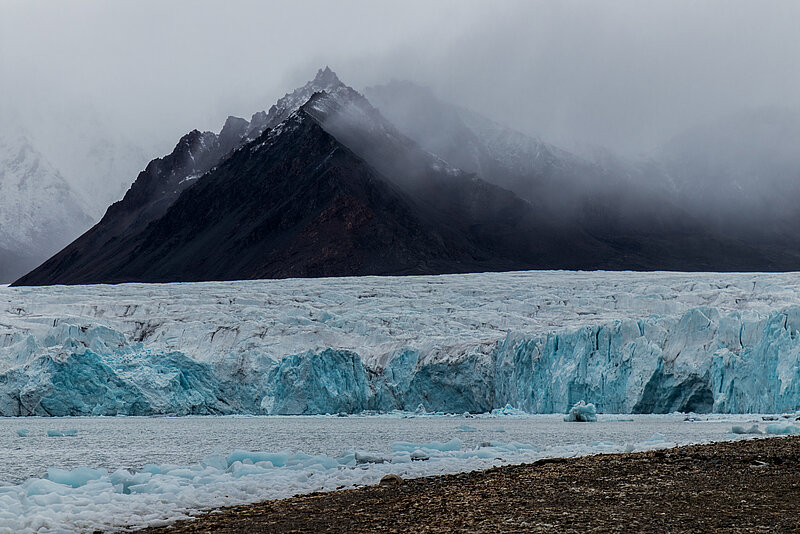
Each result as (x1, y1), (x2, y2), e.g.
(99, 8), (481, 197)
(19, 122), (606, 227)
(731, 424), (762, 435)
(491, 426), (506, 433)
(563, 401), (597, 422)
(225, 450), (291, 467)
(491, 404), (525, 416)
(46, 467), (106, 488)
(354, 451), (388, 464)
(765, 422), (800, 435)
(456, 424), (477, 432)
(16, 428), (29, 437)
(47, 429), (78, 437)
(647, 433), (668, 442)
(200, 453), (228, 471)
(392, 439), (462, 453)
(390, 452), (412, 464)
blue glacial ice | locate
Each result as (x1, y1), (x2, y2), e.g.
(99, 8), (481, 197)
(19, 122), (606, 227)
(765, 422), (800, 435)
(2, 272), (800, 416)
(564, 401), (597, 422)
(731, 424), (762, 435)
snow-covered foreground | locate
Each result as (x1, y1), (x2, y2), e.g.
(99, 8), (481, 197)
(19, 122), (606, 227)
(3, 271), (800, 415)
(1, 413), (797, 533)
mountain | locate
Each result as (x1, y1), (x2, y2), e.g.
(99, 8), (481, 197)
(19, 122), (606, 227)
(15, 71), (800, 286)
(365, 81), (800, 270)
(0, 133), (94, 282)
(6, 100), (160, 219)
(15, 69), (614, 285)
(364, 81), (691, 235)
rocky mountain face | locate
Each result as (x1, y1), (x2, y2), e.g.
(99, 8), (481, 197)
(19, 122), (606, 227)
(364, 81), (694, 240)
(15, 71), (615, 285)
(365, 81), (800, 271)
(14, 71), (800, 286)
(0, 133), (94, 282)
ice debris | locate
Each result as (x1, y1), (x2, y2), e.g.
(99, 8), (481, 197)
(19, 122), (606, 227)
(456, 424), (478, 432)
(16, 428), (29, 437)
(47, 429), (78, 437)
(491, 404), (525, 416)
(0, 433), (739, 533)
(765, 422), (800, 435)
(564, 401), (597, 422)
(731, 424), (762, 435)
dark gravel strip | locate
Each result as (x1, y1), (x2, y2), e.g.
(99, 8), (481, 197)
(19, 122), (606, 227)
(141, 436), (800, 533)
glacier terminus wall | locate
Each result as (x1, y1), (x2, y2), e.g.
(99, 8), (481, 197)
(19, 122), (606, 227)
(1, 271), (800, 415)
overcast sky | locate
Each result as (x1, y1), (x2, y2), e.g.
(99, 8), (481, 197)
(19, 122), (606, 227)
(2, 0), (799, 156)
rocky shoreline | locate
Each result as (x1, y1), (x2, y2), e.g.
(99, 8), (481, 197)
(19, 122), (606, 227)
(143, 436), (800, 533)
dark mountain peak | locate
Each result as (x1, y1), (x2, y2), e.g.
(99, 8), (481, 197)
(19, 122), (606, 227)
(176, 129), (215, 154)
(218, 116), (249, 155)
(248, 110), (267, 126)
(221, 115), (248, 133)
(244, 67), (350, 142)
(313, 65), (341, 86)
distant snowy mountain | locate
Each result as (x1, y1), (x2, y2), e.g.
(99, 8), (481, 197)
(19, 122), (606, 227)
(9, 102), (158, 218)
(364, 80), (582, 195)
(0, 132), (93, 281)
(364, 81), (691, 232)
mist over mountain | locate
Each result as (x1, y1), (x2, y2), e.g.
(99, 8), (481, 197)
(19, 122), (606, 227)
(14, 68), (800, 286)
(364, 81), (800, 271)
(654, 107), (800, 238)
(0, 133), (93, 281)
(15, 70), (615, 285)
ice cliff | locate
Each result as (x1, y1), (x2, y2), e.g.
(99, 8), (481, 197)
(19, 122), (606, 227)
(1, 271), (800, 415)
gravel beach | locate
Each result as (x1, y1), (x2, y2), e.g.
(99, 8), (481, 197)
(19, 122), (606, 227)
(143, 436), (800, 533)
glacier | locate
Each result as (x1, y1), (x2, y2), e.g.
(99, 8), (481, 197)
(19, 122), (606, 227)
(2, 271), (800, 415)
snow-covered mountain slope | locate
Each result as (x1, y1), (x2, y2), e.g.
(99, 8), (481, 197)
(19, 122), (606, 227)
(21, 110), (157, 218)
(0, 133), (94, 282)
(365, 81), (587, 189)
(2, 271), (800, 415)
